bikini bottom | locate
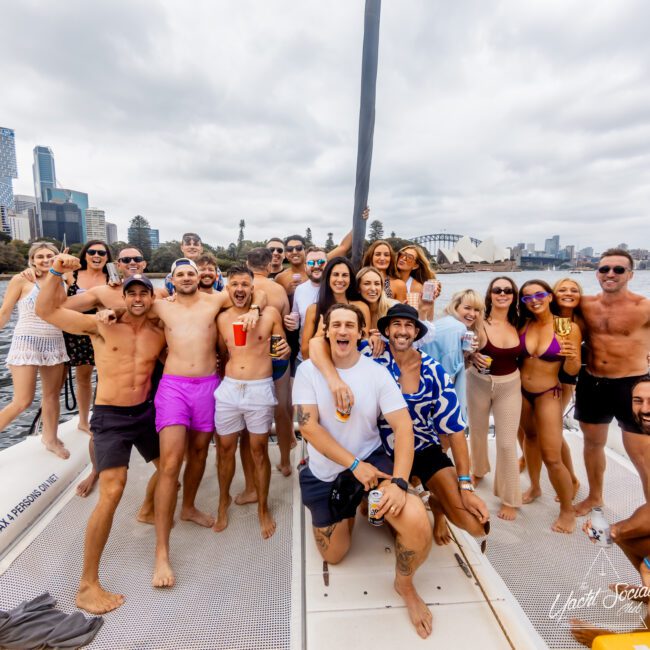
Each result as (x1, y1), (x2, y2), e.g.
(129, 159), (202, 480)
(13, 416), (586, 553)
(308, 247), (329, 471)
(522, 384), (562, 405)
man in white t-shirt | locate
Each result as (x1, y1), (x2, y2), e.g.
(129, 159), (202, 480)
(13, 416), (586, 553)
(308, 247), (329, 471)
(293, 304), (434, 639)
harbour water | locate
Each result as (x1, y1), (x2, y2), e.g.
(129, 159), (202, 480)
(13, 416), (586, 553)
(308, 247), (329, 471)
(1, 270), (648, 450)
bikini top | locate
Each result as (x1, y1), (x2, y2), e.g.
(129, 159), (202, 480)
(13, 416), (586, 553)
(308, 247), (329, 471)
(519, 324), (563, 362)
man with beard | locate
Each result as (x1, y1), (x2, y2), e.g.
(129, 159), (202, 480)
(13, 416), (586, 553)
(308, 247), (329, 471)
(196, 253), (220, 294)
(165, 233), (224, 294)
(37, 254), (165, 614)
(213, 266), (286, 539)
(36, 246), (164, 499)
(570, 376), (650, 646)
(265, 238), (285, 279)
(574, 248), (650, 515)
(143, 258), (263, 587)
(309, 304), (490, 545)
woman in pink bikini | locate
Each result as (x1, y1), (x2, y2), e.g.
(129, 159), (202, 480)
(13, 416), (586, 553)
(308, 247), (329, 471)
(518, 279), (581, 533)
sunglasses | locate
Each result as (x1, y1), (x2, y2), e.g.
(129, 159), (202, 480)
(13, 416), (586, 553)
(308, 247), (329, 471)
(118, 256), (144, 264)
(183, 238), (201, 246)
(521, 291), (550, 304)
(491, 287), (514, 295)
(87, 249), (107, 257)
(398, 252), (416, 263)
(597, 265), (629, 275)
(306, 259), (327, 268)
(285, 245), (304, 253)
(267, 247), (284, 254)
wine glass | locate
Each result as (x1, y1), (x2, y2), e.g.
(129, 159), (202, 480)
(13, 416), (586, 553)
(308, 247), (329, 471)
(553, 317), (572, 338)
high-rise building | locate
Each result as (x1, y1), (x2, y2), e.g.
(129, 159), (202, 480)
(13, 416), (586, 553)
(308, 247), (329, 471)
(47, 188), (88, 242)
(14, 194), (38, 240)
(105, 222), (118, 244)
(41, 201), (83, 244)
(85, 207), (106, 241)
(544, 235), (560, 256)
(0, 127), (18, 234)
(7, 212), (31, 241)
(578, 246), (594, 258)
(32, 146), (56, 231)
(149, 228), (160, 250)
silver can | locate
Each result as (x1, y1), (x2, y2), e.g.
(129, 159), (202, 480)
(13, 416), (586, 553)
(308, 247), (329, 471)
(368, 490), (384, 526)
(461, 330), (476, 351)
(105, 262), (121, 284)
(422, 279), (437, 302)
(589, 507), (612, 546)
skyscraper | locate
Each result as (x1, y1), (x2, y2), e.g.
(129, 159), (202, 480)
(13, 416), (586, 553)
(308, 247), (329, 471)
(0, 127), (18, 234)
(105, 222), (118, 244)
(149, 228), (160, 250)
(85, 207), (107, 241)
(33, 145), (56, 213)
(41, 201), (83, 244)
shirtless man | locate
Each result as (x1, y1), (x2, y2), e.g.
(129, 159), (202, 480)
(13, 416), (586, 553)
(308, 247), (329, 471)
(165, 233), (224, 294)
(149, 258), (263, 587)
(265, 238), (285, 279)
(571, 377), (650, 646)
(37, 255), (165, 614)
(36, 246), (165, 499)
(247, 247), (294, 478)
(575, 248), (650, 515)
(213, 265), (287, 539)
(197, 253), (219, 294)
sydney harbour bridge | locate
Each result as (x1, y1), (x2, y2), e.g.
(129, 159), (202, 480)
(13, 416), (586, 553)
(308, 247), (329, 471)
(410, 233), (482, 255)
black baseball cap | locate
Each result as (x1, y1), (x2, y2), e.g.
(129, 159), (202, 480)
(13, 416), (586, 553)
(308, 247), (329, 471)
(122, 274), (154, 294)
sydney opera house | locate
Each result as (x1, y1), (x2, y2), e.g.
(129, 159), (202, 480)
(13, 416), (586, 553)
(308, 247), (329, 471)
(436, 236), (515, 270)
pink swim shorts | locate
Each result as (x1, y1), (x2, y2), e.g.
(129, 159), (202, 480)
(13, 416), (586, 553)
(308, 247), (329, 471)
(155, 373), (220, 433)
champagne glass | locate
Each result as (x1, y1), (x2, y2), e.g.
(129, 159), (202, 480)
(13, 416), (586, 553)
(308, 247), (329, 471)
(554, 317), (572, 338)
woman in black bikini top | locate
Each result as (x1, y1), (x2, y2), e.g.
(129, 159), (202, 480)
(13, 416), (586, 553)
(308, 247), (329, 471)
(518, 279), (582, 535)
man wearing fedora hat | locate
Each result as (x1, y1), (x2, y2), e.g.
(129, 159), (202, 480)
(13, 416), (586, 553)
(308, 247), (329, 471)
(310, 303), (490, 545)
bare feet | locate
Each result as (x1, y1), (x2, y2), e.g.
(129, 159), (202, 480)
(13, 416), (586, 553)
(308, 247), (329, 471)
(152, 555), (175, 588)
(136, 504), (155, 525)
(394, 579), (433, 639)
(43, 439), (70, 460)
(76, 471), (98, 498)
(555, 479), (580, 502)
(522, 487), (541, 504)
(552, 509), (576, 534)
(180, 506), (214, 528)
(497, 505), (517, 521)
(77, 422), (91, 434)
(259, 508), (276, 539)
(276, 463), (292, 477)
(575, 496), (602, 516)
(569, 619), (612, 647)
(212, 497), (232, 533)
(234, 490), (257, 505)
(76, 581), (124, 614)
(290, 435), (298, 449)
(608, 583), (649, 603)
(518, 455), (526, 473)
(433, 513), (452, 545)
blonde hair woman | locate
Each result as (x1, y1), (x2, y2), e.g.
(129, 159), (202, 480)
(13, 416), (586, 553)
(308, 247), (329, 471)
(0, 243), (69, 458)
(361, 240), (407, 301)
(356, 266), (396, 330)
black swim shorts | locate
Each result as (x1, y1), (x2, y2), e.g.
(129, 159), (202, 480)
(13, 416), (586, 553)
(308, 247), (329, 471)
(90, 400), (160, 473)
(574, 369), (644, 434)
(410, 443), (454, 486)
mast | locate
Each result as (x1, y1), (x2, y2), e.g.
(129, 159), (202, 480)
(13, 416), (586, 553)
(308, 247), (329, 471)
(351, 0), (381, 270)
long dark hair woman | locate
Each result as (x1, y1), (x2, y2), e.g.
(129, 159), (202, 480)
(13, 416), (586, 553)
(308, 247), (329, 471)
(468, 276), (524, 521)
(63, 240), (112, 437)
(301, 257), (370, 359)
(518, 279), (581, 534)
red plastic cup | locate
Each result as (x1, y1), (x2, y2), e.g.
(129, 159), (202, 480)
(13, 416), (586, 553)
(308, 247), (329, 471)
(233, 321), (247, 346)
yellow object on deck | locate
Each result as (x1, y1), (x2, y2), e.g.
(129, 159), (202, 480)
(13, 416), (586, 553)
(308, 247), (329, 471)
(592, 631), (650, 649)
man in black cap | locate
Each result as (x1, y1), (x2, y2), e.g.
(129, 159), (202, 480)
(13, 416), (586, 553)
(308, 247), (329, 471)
(310, 303), (490, 545)
(37, 255), (166, 615)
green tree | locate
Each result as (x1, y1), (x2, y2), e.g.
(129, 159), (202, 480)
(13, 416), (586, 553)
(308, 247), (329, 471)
(390, 231), (396, 238)
(305, 227), (313, 247)
(368, 220), (384, 242)
(127, 215), (152, 261)
(109, 241), (130, 258)
(237, 220), (245, 253)
(0, 242), (27, 272)
(149, 241), (182, 272)
(324, 232), (335, 252)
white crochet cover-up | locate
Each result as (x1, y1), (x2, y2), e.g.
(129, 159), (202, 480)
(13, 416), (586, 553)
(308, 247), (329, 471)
(6, 283), (69, 367)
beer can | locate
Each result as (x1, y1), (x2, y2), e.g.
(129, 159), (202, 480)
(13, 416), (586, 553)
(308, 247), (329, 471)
(422, 279), (437, 302)
(335, 405), (351, 423)
(368, 490), (384, 526)
(106, 262), (121, 285)
(589, 507), (612, 546)
(479, 355), (493, 375)
(270, 335), (283, 357)
(461, 330), (476, 351)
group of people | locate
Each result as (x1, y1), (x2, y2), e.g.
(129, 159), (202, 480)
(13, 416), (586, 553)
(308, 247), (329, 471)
(1, 230), (649, 642)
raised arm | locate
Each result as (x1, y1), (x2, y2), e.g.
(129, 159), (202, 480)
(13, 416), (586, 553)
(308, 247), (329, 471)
(64, 287), (101, 312)
(327, 207), (369, 260)
(0, 275), (27, 329)
(36, 255), (98, 336)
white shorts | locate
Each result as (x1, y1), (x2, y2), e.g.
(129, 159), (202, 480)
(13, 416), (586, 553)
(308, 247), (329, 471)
(215, 377), (277, 436)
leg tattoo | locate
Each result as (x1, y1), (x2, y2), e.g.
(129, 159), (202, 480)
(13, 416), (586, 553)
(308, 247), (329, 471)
(395, 540), (417, 576)
(314, 525), (337, 552)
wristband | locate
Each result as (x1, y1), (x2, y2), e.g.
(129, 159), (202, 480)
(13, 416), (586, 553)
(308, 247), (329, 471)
(644, 557), (650, 570)
(349, 457), (360, 472)
(458, 475), (472, 483)
(49, 267), (63, 277)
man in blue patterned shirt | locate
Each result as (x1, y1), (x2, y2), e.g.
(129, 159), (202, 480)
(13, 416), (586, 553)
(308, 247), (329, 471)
(311, 303), (490, 545)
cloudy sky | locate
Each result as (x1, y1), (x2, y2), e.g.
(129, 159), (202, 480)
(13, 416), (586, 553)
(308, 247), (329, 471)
(4, 0), (650, 252)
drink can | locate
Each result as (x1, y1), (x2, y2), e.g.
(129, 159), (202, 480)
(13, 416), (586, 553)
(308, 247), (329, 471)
(479, 355), (493, 375)
(335, 405), (351, 423)
(233, 321), (247, 346)
(106, 262), (121, 284)
(270, 335), (283, 357)
(461, 330), (476, 351)
(589, 507), (612, 546)
(368, 490), (384, 526)
(422, 279), (437, 302)
(292, 273), (302, 283)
